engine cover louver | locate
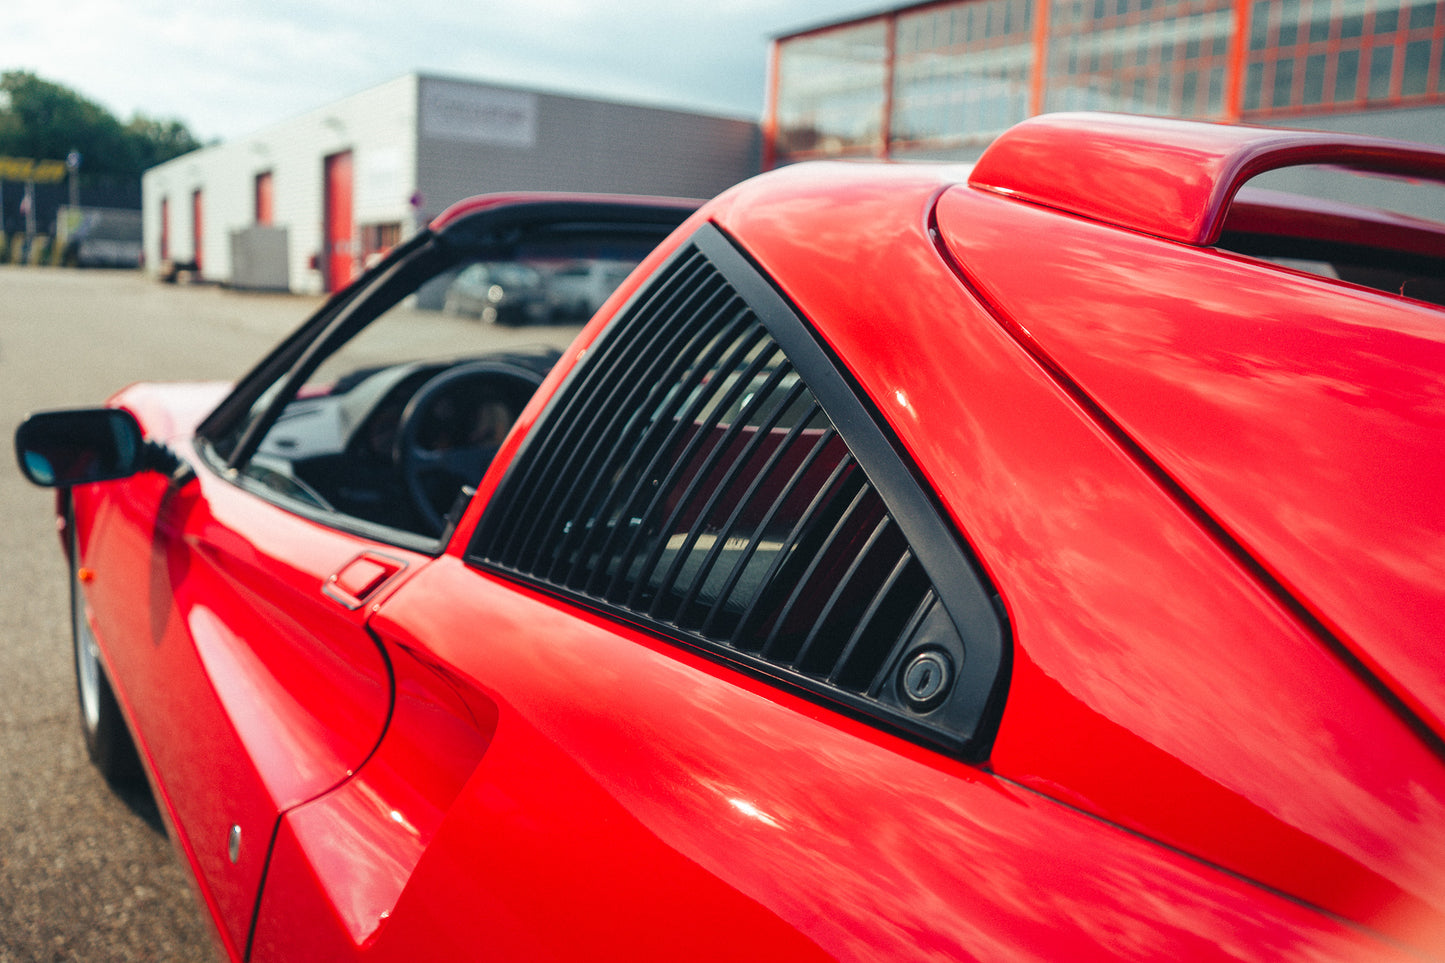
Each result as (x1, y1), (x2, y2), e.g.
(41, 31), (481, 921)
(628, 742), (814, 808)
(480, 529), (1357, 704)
(470, 226), (1008, 757)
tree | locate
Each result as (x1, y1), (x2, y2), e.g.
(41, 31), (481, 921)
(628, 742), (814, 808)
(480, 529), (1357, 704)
(0, 71), (202, 176)
(125, 115), (204, 171)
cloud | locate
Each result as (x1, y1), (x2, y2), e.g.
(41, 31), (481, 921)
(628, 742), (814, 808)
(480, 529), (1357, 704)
(3, 0), (877, 139)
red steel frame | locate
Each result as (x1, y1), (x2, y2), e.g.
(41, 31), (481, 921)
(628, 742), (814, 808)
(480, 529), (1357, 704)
(1242, 0), (1445, 117)
(1029, 0), (1051, 116)
(763, 38), (782, 170)
(1227, 0), (1250, 120)
(765, 0), (1445, 168)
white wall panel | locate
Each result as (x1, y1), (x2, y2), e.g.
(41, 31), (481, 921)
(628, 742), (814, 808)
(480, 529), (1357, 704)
(143, 76), (419, 293)
(143, 73), (761, 294)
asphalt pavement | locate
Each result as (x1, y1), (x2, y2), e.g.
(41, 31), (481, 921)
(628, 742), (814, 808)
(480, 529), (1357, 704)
(0, 267), (317, 963)
(0, 266), (584, 962)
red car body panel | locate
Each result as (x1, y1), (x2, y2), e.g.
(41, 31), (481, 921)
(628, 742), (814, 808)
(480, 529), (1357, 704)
(429, 191), (703, 234)
(693, 160), (1445, 945)
(1228, 186), (1445, 260)
(75, 385), (430, 956)
(967, 111), (1445, 246)
(269, 556), (1425, 961)
(35, 117), (1445, 959)
(936, 183), (1445, 742)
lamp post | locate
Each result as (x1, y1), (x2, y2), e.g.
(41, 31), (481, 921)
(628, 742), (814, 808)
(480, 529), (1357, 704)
(0, 90), (7, 243)
(22, 180), (35, 259)
(67, 151), (81, 210)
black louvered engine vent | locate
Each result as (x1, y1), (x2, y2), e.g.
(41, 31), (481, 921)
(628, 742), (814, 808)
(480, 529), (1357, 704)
(468, 234), (1007, 757)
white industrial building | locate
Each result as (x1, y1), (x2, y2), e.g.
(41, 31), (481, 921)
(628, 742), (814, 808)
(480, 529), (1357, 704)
(142, 73), (760, 294)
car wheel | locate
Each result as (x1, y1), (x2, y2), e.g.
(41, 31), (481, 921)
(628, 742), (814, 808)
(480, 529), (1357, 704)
(68, 511), (143, 787)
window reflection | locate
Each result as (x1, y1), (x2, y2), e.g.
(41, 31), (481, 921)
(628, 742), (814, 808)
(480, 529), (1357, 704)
(769, 0), (1445, 165)
(775, 22), (889, 158)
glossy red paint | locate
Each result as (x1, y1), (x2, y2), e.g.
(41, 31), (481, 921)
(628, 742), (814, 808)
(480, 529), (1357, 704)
(251, 641), (499, 958)
(1227, 186), (1445, 260)
(76, 385), (430, 955)
(27, 116), (1445, 960)
(936, 184), (1445, 744)
(969, 111), (1445, 245)
(113, 381), (232, 443)
(705, 159), (1445, 948)
(301, 557), (1418, 961)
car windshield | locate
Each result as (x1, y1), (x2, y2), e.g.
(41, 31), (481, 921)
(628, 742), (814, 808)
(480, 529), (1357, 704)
(199, 196), (698, 547)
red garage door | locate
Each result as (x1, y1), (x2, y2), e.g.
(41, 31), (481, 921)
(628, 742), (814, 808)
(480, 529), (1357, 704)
(255, 171), (274, 226)
(323, 152), (354, 292)
(191, 189), (203, 275)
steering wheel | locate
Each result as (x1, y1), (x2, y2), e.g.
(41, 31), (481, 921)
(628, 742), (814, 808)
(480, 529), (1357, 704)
(392, 360), (544, 535)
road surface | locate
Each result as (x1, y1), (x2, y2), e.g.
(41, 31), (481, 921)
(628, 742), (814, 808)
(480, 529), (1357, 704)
(0, 266), (580, 962)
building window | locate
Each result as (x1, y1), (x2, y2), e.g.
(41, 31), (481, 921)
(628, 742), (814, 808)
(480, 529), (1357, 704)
(1045, 0), (1236, 117)
(767, 0), (1445, 167)
(1243, 0), (1444, 115)
(360, 222), (402, 269)
(774, 20), (891, 160)
(893, 0), (1036, 151)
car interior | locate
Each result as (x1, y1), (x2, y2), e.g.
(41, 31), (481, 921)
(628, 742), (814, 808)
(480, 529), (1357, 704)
(200, 210), (690, 545)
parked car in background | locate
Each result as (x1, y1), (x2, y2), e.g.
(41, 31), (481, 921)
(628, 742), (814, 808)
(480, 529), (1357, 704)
(545, 258), (641, 321)
(58, 206), (144, 269)
(441, 261), (550, 324)
(15, 114), (1445, 961)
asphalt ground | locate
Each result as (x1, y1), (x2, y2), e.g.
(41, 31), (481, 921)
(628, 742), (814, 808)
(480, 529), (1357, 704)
(0, 266), (582, 961)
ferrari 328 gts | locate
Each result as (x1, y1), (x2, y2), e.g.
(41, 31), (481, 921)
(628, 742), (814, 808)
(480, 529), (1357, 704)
(16, 113), (1445, 961)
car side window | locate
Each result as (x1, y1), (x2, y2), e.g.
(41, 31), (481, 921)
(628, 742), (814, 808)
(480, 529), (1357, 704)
(220, 253), (588, 544)
(469, 226), (1009, 758)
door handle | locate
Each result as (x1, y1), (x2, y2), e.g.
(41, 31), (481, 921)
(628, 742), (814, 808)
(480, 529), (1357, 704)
(324, 553), (406, 610)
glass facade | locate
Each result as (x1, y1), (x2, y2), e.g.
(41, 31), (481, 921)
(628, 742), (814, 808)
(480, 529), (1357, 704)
(1244, 0), (1444, 114)
(769, 0), (1445, 165)
(1044, 0), (1235, 116)
(774, 20), (891, 156)
(892, 0), (1036, 149)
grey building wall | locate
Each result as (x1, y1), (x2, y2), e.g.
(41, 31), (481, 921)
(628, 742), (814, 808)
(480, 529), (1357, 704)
(1296, 104), (1445, 147)
(414, 75), (760, 224)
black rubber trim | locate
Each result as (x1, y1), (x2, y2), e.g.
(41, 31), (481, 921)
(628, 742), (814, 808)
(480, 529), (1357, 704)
(692, 224), (1010, 757)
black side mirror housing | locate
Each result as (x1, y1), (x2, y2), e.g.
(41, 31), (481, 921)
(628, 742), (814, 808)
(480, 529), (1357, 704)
(15, 408), (150, 488)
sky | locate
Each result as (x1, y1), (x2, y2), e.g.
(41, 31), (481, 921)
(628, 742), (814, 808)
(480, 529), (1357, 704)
(3, 0), (882, 142)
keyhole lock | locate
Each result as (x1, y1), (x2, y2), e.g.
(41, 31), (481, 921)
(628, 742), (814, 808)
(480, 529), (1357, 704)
(900, 650), (953, 712)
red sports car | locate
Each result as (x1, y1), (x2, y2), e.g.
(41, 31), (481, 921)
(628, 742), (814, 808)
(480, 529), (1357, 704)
(16, 113), (1445, 961)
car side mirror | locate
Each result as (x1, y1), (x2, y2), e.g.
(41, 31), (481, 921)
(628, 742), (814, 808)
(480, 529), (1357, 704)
(14, 408), (149, 488)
